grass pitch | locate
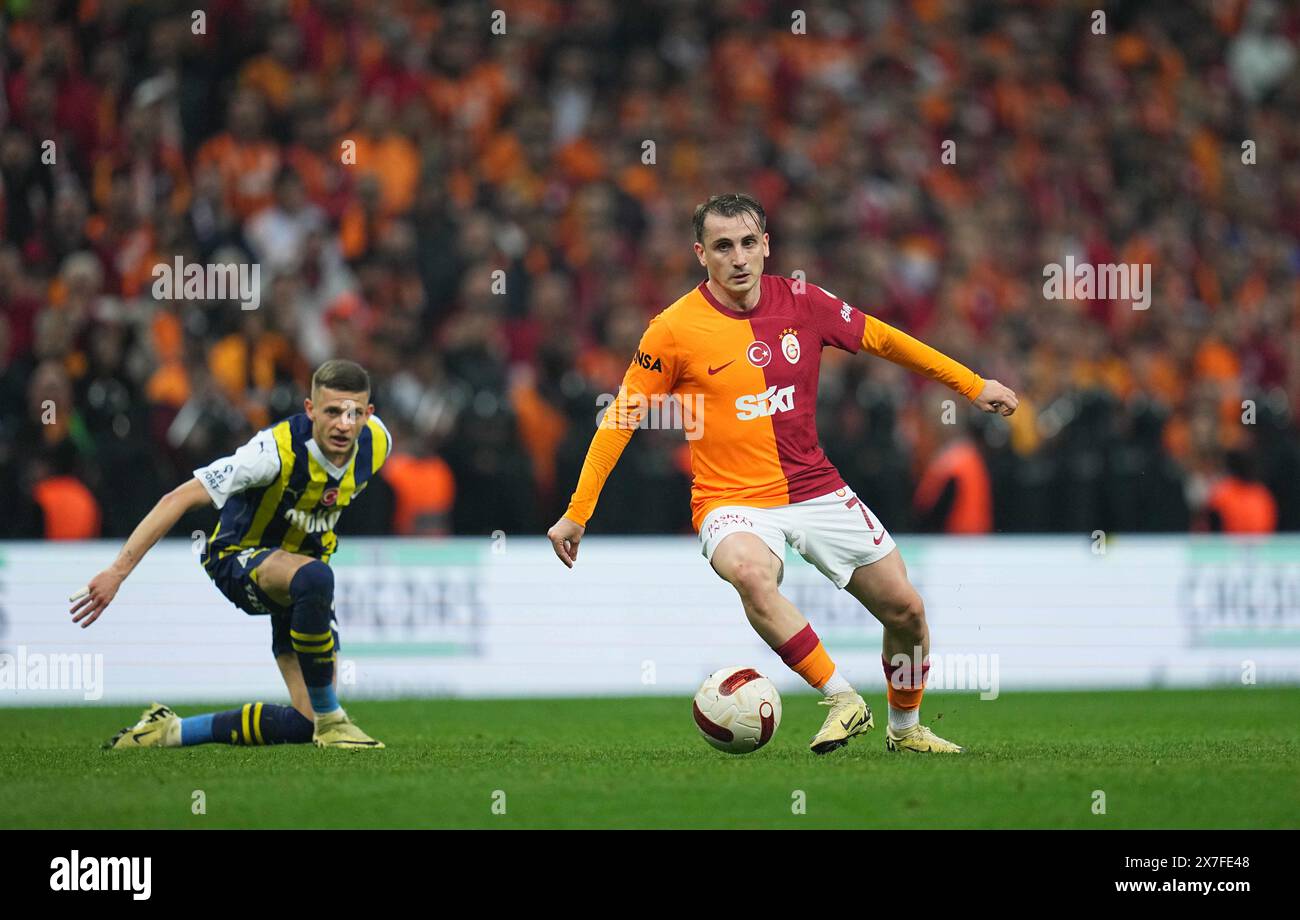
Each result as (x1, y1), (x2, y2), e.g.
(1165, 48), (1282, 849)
(1, 687), (1296, 829)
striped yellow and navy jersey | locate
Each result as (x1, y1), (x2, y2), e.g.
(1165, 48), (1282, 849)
(196, 412), (393, 565)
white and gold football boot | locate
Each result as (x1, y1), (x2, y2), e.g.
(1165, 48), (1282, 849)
(809, 691), (873, 754)
(104, 702), (181, 749)
(313, 709), (385, 749)
(885, 723), (964, 753)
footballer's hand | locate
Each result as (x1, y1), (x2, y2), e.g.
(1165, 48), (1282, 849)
(973, 379), (1019, 416)
(547, 517), (585, 569)
(69, 570), (124, 628)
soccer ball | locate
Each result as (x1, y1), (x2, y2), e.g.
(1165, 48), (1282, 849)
(692, 666), (782, 754)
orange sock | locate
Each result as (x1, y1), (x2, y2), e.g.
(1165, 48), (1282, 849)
(775, 624), (836, 690)
(882, 654), (929, 710)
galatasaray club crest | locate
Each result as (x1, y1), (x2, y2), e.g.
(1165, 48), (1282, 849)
(780, 328), (800, 364)
(747, 341), (772, 367)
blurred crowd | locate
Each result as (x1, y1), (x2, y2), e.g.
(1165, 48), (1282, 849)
(1, 0), (1298, 542)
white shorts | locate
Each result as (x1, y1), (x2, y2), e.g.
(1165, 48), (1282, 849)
(698, 485), (897, 589)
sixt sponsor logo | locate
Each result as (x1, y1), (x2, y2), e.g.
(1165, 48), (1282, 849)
(736, 384), (795, 420)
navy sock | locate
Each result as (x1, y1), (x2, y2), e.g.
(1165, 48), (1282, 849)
(185, 703), (314, 746)
(289, 561), (339, 715)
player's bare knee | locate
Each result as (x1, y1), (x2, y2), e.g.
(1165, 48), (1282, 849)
(875, 589), (924, 636)
(728, 559), (779, 611)
(887, 597), (926, 641)
(741, 591), (783, 625)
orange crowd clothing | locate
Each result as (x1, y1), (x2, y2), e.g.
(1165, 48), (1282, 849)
(510, 378), (567, 502)
(1205, 478), (1278, 534)
(914, 439), (993, 534)
(240, 55), (298, 113)
(208, 332), (304, 429)
(383, 453), (456, 535)
(33, 475), (102, 539)
(194, 134), (281, 219)
(426, 62), (513, 151)
(346, 133), (420, 216)
(563, 275), (984, 532)
(209, 332), (300, 399)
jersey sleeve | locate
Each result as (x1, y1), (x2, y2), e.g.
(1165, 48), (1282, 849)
(804, 282), (869, 353)
(860, 315), (984, 399)
(367, 414), (394, 472)
(563, 313), (679, 527)
(193, 427), (282, 510)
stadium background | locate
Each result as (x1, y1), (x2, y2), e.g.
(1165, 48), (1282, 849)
(1, 0), (1298, 543)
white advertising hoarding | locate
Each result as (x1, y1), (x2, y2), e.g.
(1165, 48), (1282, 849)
(1, 535), (1298, 705)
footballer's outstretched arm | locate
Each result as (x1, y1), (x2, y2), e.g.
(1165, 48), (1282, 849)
(860, 314), (1019, 416)
(547, 424), (636, 568)
(69, 477), (214, 627)
(69, 426), (281, 625)
(547, 313), (680, 568)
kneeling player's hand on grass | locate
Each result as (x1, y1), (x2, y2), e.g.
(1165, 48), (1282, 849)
(69, 569), (123, 628)
(547, 517), (585, 569)
(973, 379), (1019, 416)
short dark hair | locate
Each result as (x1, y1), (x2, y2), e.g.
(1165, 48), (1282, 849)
(692, 193), (766, 243)
(311, 359), (370, 396)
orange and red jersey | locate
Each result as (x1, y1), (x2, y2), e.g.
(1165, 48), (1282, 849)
(564, 274), (985, 532)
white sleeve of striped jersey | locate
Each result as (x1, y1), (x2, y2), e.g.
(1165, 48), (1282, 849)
(370, 413), (393, 459)
(192, 427), (282, 510)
